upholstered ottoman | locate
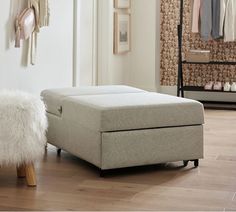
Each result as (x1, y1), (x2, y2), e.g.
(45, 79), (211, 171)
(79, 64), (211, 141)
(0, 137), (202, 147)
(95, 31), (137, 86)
(41, 86), (204, 174)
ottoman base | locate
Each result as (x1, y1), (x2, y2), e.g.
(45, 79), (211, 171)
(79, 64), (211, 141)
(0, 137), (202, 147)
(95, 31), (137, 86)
(101, 125), (203, 170)
(47, 112), (203, 171)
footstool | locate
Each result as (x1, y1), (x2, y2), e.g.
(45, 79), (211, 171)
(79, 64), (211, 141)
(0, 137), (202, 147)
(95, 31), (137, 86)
(0, 90), (47, 186)
(41, 86), (204, 174)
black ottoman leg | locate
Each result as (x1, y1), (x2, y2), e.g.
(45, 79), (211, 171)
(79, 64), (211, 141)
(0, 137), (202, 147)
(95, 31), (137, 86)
(183, 160), (189, 167)
(100, 170), (107, 178)
(57, 148), (62, 156)
(194, 159), (199, 167)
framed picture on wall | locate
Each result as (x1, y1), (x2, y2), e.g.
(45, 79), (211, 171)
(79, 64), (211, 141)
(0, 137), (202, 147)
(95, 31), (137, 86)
(114, 0), (131, 9)
(114, 12), (131, 54)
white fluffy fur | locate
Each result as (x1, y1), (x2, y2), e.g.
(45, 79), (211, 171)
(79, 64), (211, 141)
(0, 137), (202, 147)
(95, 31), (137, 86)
(0, 90), (48, 167)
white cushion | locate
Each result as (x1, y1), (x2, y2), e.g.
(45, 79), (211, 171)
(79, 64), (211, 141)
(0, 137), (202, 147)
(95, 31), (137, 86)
(62, 92), (204, 132)
(41, 85), (146, 116)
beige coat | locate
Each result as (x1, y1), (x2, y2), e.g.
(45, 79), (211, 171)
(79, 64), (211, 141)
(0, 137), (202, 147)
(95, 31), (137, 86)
(220, 0), (236, 42)
(192, 0), (201, 33)
(224, 0), (236, 42)
(27, 0), (50, 65)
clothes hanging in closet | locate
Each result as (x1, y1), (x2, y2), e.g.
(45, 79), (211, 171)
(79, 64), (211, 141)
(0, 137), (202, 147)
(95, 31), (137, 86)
(191, 0), (236, 42)
(200, 0), (212, 41)
(219, 0), (227, 37)
(224, 0), (236, 42)
(212, 0), (221, 39)
(192, 0), (201, 33)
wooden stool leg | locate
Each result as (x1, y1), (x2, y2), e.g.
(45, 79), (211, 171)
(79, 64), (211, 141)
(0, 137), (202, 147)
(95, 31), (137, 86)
(25, 164), (37, 187)
(17, 165), (26, 178)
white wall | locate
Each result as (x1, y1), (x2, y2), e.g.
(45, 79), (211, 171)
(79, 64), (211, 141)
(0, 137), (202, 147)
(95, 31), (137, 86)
(97, 0), (131, 85)
(127, 0), (159, 91)
(0, 0), (74, 95)
(1, 0), (160, 95)
(75, 0), (97, 86)
(97, 0), (160, 92)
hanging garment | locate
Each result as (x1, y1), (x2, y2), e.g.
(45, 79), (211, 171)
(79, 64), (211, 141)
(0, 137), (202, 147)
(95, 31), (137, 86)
(212, 0), (221, 39)
(224, 0), (236, 42)
(39, 0), (50, 27)
(27, 0), (50, 65)
(219, 0), (227, 37)
(192, 0), (201, 33)
(15, 8), (36, 48)
(200, 0), (212, 41)
(28, 0), (50, 30)
(28, 0), (40, 32)
(28, 31), (37, 65)
(8, 0), (28, 46)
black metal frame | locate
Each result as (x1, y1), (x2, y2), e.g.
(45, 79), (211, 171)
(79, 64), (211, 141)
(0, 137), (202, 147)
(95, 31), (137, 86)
(177, 0), (184, 97)
(177, 0), (236, 104)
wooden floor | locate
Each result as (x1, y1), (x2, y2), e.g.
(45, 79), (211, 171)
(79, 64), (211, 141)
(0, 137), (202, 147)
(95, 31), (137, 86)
(1, 110), (236, 211)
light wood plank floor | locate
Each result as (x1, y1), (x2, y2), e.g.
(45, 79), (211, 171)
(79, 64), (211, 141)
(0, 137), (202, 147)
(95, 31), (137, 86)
(1, 109), (236, 211)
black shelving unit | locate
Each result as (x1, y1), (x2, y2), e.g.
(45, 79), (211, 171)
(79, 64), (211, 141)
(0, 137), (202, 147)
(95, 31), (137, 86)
(183, 86), (236, 93)
(182, 61), (236, 65)
(177, 0), (236, 108)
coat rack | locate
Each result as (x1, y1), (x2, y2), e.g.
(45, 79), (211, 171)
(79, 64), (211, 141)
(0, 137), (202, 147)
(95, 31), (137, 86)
(177, 0), (236, 109)
(177, 0), (184, 97)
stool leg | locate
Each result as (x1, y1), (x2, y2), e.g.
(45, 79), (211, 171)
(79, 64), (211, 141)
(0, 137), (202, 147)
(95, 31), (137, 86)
(25, 164), (37, 187)
(193, 159), (199, 167)
(17, 165), (26, 178)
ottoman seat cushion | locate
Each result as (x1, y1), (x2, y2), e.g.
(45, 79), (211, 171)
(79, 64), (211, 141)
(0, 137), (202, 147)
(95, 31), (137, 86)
(62, 92), (204, 132)
(42, 85), (146, 116)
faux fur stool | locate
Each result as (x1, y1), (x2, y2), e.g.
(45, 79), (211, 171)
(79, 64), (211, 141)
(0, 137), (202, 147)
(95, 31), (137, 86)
(0, 90), (48, 187)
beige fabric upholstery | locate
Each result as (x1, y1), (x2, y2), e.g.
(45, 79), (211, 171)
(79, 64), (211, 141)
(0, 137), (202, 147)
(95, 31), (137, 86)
(102, 125), (203, 170)
(63, 92), (204, 132)
(42, 85), (146, 116)
(47, 113), (101, 167)
(42, 86), (204, 170)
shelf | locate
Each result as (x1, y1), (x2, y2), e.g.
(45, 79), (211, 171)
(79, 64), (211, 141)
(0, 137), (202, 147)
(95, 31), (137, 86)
(177, 0), (236, 108)
(182, 61), (236, 65)
(183, 86), (236, 93)
(201, 101), (236, 110)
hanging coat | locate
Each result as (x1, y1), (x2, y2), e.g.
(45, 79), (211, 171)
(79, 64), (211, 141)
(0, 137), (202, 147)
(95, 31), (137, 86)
(219, 0), (227, 37)
(192, 0), (201, 33)
(212, 0), (221, 39)
(200, 0), (212, 41)
(224, 0), (236, 42)
(28, 0), (50, 29)
(27, 0), (50, 65)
